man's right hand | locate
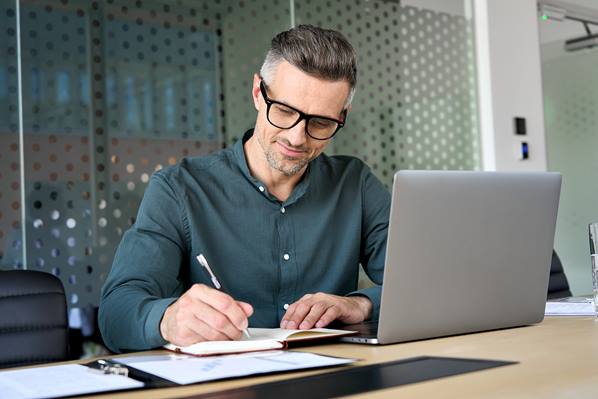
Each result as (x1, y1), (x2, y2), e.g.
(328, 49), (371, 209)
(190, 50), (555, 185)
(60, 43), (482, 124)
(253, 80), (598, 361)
(159, 283), (253, 346)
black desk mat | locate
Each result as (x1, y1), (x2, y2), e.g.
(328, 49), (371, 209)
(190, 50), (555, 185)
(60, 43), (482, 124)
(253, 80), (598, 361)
(183, 356), (516, 399)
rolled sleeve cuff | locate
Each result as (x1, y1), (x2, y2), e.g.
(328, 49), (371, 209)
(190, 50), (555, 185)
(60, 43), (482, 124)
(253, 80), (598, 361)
(347, 285), (381, 321)
(144, 297), (178, 348)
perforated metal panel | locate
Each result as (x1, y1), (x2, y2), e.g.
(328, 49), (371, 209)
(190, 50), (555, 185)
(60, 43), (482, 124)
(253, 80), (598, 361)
(7, 0), (224, 310)
(543, 48), (598, 295)
(220, 0), (291, 144)
(295, 0), (480, 188)
(0, 2), (22, 269)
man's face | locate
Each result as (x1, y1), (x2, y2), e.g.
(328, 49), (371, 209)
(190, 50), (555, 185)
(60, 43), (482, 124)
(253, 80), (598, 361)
(251, 61), (350, 177)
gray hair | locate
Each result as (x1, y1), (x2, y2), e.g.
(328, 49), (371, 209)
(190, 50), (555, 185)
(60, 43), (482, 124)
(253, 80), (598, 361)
(260, 25), (357, 107)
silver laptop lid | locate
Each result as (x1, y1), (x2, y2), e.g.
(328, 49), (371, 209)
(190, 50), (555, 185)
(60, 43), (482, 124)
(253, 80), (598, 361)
(377, 171), (561, 345)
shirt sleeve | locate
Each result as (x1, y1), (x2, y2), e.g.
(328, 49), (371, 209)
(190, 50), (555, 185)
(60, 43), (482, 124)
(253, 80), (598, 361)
(98, 171), (188, 352)
(347, 167), (390, 320)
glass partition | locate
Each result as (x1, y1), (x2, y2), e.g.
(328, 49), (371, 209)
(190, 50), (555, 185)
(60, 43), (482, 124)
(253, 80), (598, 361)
(541, 12), (598, 294)
(1, 0), (480, 348)
(295, 0), (480, 188)
(0, 1), (22, 269)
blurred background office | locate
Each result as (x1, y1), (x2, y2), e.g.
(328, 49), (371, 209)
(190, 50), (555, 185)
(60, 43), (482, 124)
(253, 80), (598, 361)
(0, 0), (596, 356)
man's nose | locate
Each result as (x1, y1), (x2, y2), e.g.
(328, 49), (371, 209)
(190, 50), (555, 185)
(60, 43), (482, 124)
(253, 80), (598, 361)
(285, 119), (308, 147)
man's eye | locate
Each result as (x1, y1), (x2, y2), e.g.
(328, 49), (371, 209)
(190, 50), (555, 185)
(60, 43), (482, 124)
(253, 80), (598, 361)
(277, 107), (295, 115)
(312, 119), (334, 128)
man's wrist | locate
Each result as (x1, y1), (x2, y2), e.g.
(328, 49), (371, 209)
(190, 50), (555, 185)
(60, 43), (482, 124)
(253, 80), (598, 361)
(350, 296), (373, 320)
(159, 305), (173, 342)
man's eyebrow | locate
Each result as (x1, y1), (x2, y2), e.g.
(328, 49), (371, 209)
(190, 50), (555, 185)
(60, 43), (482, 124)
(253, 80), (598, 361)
(265, 82), (345, 120)
(276, 97), (343, 120)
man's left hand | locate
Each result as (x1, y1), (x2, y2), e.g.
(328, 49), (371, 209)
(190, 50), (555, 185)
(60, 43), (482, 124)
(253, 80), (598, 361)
(280, 293), (372, 330)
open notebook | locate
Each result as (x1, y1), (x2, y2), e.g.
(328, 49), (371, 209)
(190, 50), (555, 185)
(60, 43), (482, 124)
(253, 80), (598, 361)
(163, 327), (357, 356)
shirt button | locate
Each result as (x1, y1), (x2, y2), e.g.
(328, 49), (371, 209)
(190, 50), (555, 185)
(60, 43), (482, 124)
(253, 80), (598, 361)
(283, 253), (290, 261)
(281, 207), (286, 214)
(258, 186), (265, 192)
(283, 304), (289, 310)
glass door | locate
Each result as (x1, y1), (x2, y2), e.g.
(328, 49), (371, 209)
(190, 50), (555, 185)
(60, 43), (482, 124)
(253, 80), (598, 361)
(539, 0), (598, 294)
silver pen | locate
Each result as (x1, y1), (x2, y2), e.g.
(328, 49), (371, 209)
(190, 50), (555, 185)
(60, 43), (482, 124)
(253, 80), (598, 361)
(196, 254), (251, 339)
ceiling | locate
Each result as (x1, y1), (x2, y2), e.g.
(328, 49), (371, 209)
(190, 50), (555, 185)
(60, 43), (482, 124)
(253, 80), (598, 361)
(538, 0), (598, 44)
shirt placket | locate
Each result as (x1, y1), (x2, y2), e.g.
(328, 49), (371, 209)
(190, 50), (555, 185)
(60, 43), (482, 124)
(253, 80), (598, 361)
(276, 201), (296, 321)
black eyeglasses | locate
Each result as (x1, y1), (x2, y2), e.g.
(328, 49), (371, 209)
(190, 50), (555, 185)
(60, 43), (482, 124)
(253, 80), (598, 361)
(259, 80), (346, 140)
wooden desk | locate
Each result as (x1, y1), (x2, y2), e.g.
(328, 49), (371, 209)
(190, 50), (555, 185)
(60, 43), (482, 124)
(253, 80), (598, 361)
(66, 317), (598, 398)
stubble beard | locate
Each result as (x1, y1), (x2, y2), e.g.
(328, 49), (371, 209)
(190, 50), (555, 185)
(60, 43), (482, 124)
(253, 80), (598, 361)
(257, 134), (310, 177)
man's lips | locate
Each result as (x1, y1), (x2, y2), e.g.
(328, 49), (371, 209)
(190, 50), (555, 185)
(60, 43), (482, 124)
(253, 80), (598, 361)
(276, 141), (307, 158)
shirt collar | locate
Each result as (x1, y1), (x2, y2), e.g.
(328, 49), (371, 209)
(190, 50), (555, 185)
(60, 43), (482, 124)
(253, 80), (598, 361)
(233, 129), (313, 206)
(233, 129), (255, 181)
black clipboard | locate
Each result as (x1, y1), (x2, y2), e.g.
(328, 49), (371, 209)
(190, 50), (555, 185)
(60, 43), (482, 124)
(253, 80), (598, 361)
(84, 358), (176, 388)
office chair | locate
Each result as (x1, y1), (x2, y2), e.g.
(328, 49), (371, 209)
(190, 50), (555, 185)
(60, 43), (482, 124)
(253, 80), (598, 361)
(547, 250), (572, 299)
(0, 270), (69, 369)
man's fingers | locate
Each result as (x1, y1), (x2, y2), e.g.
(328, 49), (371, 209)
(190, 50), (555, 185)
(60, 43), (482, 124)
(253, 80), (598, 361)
(190, 284), (250, 331)
(315, 307), (340, 328)
(279, 293), (373, 330)
(281, 301), (314, 329)
(162, 301), (213, 346)
(161, 284), (256, 346)
(194, 300), (244, 340)
(181, 317), (222, 344)
(237, 301), (254, 317)
(281, 298), (326, 329)
(298, 302), (330, 329)
(280, 303), (298, 329)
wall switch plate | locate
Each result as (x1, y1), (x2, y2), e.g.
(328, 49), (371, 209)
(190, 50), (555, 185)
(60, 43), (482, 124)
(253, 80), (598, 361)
(514, 117), (527, 135)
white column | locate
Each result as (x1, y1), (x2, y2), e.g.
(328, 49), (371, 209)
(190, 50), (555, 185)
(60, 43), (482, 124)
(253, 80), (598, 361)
(473, 0), (548, 171)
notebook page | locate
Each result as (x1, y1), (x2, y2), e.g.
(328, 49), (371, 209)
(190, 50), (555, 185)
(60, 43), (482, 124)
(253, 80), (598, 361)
(245, 327), (353, 341)
(164, 338), (282, 355)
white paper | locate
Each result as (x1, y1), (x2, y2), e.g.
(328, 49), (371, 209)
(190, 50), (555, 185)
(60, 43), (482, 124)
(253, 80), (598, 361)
(164, 339), (283, 356)
(545, 300), (595, 316)
(0, 364), (143, 399)
(117, 350), (356, 385)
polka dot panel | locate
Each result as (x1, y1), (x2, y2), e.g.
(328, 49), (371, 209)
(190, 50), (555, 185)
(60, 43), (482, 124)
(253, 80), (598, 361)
(542, 50), (598, 292)
(102, 0), (224, 140)
(19, 132), (218, 307)
(19, 0), (90, 136)
(220, 0), (291, 144)
(0, 2), (21, 269)
(6, 0), (233, 307)
(22, 132), (94, 306)
(295, 0), (480, 188)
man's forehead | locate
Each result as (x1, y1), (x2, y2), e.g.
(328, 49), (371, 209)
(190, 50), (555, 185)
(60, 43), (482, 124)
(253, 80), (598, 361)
(268, 62), (350, 114)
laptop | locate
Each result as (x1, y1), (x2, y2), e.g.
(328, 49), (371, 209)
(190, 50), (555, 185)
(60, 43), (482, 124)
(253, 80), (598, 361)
(341, 170), (562, 344)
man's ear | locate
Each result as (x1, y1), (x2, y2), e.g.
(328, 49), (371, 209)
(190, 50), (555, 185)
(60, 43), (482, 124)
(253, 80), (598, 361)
(345, 103), (352, 116)
(252, 74), (261, 111)
(342, 104), (352, 121)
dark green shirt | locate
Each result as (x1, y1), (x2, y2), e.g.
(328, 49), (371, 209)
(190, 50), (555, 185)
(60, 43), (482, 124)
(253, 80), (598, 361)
(99, 130), (390, 352)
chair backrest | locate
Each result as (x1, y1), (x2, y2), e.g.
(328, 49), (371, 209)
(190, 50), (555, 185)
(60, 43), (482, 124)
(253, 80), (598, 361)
(0, 270), (68, 368)
(547, 250), (572, 299)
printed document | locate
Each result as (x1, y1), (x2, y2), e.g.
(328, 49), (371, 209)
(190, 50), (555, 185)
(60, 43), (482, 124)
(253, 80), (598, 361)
(0, 364), (143, 399)
(545, 297), (595, 316)
(117, 350), (356, 385)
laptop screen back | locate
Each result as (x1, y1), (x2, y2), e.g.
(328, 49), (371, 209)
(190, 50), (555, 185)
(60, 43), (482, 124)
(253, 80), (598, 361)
(376, 171), (561, 344)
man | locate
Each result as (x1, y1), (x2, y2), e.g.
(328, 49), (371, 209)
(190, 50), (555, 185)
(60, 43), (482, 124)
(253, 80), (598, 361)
(99, 25), (390, 352)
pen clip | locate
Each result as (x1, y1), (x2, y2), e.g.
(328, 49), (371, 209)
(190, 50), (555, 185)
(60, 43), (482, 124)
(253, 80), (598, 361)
(197, 254), (222, 289)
